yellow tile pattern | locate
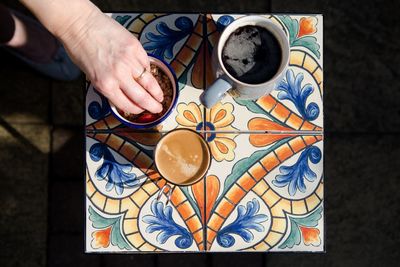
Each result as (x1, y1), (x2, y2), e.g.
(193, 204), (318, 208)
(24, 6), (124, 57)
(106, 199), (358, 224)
(86, 14), (324, 253)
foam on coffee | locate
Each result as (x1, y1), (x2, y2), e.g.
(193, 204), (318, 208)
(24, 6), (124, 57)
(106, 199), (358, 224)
(155, 130), (210, 185)
(222, 25), (282, 84)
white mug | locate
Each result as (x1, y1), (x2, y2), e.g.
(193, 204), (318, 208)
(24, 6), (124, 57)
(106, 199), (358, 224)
(200, 15), (290, 108)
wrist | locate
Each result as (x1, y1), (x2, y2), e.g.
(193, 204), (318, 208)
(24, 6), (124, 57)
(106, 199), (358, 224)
(51, 1), (101, 40)
(20, 0), (101, 40)
(55, 5), (101, 48)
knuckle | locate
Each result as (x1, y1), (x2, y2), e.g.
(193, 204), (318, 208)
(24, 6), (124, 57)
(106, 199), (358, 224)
(133, 89), (146, 103)
(140, 75), (153, 89)
(104, 88), (118, 101)
(142, 57), (150, 69)
(147, 75), (160, 89)
(98, 76), (116, 91)
(114, 64), (126, 78)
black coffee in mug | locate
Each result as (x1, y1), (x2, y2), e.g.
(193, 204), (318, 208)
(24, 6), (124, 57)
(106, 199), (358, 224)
(222, 25), (282, 84)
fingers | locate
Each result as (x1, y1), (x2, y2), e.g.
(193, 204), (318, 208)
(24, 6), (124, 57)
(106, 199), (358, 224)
(96, 49), (164, 115)
(120, 74), (163, 114)
(130, 48), (164, 103)
(94, 75), (144, 114)
(137, 69), (164, 102)
(108, 88), (144, 114)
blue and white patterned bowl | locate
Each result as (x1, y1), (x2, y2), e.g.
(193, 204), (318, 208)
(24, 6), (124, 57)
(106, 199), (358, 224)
(109, 54), (179, 129)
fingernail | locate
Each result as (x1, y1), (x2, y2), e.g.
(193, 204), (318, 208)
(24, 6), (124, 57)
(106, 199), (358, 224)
(156, 104), (163, 113)
(130, 109), (142, 115)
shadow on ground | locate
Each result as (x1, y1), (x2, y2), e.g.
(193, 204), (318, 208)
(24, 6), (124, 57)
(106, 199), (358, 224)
(0, 0), (399, 266)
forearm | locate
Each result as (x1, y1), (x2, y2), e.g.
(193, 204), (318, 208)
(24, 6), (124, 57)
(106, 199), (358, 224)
(19, 0), (101, 39)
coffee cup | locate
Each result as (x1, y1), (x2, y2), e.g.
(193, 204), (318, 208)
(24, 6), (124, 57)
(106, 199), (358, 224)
(154, 128), (211, 204)
(200, 15), (290, 108)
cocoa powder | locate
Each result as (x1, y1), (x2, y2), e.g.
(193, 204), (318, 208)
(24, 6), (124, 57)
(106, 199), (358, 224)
(119, 63), (173, 123)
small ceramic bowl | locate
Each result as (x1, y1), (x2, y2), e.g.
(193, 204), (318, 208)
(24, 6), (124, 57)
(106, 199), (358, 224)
(109, 54), (179, 129)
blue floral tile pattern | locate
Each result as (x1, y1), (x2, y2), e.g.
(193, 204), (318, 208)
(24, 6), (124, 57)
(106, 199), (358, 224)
(216, 199), (268, 248)
(85, 13), (324, 253)
(205, 14), (323, 132)
(204, 132), (323, 251)
(143, 200), (194, 249)
(85, 13), (205, 131)
(272, 145), (322, 196)
(143, 16), (194, 59)
(89, 142), (139, 195)
(276, 69), (320, 122)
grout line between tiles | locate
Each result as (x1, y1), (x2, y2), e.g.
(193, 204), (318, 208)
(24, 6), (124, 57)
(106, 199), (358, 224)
(86, 129), (400, 135)
(82, 12), (329, 255)
(202, 12), (208, 253)
(86, 129), (324, 135)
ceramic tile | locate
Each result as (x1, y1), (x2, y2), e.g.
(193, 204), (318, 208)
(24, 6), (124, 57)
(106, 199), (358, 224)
(204, 133), (324, 251)
(85, 13), (324, 253)
(138, 13), (206, 131)
(205, 14), (323, 132)
(85, 13), (206, 132)
(85, 13), (140, 130)
(85, 82), (114, 131)
(85, 131), (205, 252)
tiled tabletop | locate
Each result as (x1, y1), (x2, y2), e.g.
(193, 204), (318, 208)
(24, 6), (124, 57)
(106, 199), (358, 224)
(85, 13), (323, 253)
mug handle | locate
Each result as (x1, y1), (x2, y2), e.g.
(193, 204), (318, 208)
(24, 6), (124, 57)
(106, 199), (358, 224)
(156, 184), (176, 205)
(200, 76), (232, 109)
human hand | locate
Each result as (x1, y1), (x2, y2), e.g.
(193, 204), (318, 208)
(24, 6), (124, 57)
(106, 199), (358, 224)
(57, 8), (163, 114)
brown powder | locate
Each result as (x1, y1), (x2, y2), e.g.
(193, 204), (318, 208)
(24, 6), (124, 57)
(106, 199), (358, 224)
(118, 63), (173, 123)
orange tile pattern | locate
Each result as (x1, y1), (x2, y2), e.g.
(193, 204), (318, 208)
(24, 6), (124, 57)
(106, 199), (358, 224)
(286, 113), (304, 130)
(290, 49), (324, 95)
(275, 143), (294, 161)
(206, 134), (322, 248)
(88, 131), (204, 251)
(170, 15), (204, 82)
(86, 14), (323, 253)
(254, 93), (322, 131)
(257, 95), (277, 112)
(271, 103), (291, 123)
(247, 48), (323, 132)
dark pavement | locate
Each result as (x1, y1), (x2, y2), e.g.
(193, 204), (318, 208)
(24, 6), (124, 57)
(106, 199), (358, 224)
(0, 0), (399, 266)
